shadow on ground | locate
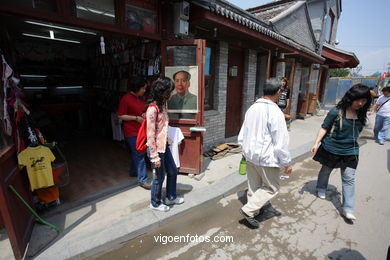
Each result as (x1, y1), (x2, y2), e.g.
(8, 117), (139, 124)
(236, 189), (282, 228)
(300, 180), (354, 225)
(328, 248), (367, 260)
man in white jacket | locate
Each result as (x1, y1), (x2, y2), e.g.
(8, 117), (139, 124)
(238, 78), (292, 228)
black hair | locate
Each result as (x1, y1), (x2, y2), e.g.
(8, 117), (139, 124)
(336, 84), (372, 125)
(173, 70), (191, 81)
(128, 76), (147, 93)
(263, 78), (281, 96)
(149, 77), (174, 111)
(382, 86), (390, 93)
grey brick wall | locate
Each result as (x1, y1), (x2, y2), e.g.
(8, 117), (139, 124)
(203, 45), (258, 150)
(171, 46), (196, 65)
(307, 0), (325, 42)
(203, 41), (228, 150)
(242, 49), (257, 121)
(274, 5), (316, 51)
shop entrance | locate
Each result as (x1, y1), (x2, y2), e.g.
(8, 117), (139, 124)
(0, 14), (161, 205)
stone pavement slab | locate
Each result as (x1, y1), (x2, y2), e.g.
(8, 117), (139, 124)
(2, 113), (330, 260)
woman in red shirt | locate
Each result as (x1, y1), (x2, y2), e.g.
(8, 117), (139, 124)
(117, 77), (150, 189)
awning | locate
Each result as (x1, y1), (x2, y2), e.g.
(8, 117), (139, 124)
(322, 43), (359, 68)
(189, 0), (325, 64)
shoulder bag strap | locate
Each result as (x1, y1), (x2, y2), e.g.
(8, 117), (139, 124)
(329, 109), (343, 137)
(377, 98), (390, 112)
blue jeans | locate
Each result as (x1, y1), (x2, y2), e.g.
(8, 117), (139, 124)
(374, 114), (390, 143)
(149, 146), (178, 207)
(125, 137), (148, 184)
(316, 165), (356, 213)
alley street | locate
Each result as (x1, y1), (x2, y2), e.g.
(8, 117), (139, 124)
(95, 137), (390, 260)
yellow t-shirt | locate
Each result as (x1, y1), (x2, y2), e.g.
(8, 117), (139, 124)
(18, 146), (55, 191)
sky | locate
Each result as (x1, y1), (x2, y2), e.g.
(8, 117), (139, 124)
(225, 0), (390, 76)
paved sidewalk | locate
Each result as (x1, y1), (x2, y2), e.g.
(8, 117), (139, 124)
(2, 113), (330, 260)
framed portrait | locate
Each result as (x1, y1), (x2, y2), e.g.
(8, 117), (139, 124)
(166, 66), (198, 114)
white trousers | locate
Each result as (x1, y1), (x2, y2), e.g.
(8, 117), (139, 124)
(241, 161), (281, 217)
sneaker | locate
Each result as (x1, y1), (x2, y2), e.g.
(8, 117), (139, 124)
(317, 190), (326, 199)
(239, 209), (259, 228)
(139, 182), (151, 190)
(379, 141), (384, 145)
(150, 203), (170, 212)
(342, 211), (356, 220)
(259, 203), (282, 218)
(164, 196), (184, 205)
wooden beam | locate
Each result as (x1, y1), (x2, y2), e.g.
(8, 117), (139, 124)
(266, 50), (272, 80)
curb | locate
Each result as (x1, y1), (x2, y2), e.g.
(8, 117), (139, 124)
(32, 141), (315, 259)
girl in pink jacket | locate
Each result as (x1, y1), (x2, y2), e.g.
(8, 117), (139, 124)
(147, 77), (184, 212)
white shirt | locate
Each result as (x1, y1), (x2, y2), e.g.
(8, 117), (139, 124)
(168, 126), (184, 168)
(238, 98), (291, 168)
(376, 95), (390, 117)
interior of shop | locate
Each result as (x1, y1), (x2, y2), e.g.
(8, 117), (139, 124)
(0, 13), (160, 205)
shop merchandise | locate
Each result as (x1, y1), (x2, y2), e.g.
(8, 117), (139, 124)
(168, 126), (184, 168)
(18, 145), (56, 191)
(111, 112), (124, 141)
(1, 53), (13, 136)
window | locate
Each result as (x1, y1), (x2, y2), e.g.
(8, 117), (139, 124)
(165, 45), (197, 120)
(324, 11), (335, 43)
(276, 61), (293, 80)
(299, 66), (310, 96)
(204, 43), (216, 110)
(0, 0), (57, 11)
(309, 65), (320, 94)
(126, 4), (158, 33)
(255, 54), (267, 99)
(72, 0), (116, 24)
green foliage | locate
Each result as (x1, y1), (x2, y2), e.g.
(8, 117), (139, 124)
(329, 68), (350, 77)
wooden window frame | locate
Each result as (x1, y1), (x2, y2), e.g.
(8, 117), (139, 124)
(325, 10), (335, 44)
(204, 41), (216, 111)
(0, 0), (162, 41)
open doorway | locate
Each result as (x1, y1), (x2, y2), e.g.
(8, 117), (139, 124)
(0, 13), (160, 204)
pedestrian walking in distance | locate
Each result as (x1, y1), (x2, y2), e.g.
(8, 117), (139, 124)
(369, 86), (390, 145)
(238, 78), (292, 228)
(311, 84), (372, 222)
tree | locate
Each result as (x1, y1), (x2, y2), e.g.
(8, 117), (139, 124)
(329, 68), (349, 77)
(350, 65), (363, 77)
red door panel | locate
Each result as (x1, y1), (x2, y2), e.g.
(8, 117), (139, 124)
(0, 146), (34, 260)
(162, 39), (205, 174)
(225, 47), (244, 138)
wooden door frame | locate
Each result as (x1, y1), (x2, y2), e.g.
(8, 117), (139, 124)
(161, 39), (205, 126)
(302, 65), (314, 115)
(0, 146), (34, 260)
(287, 60), (297, 115)
(161, 39), (206, 174)
(225, 46), (245, 138)
(266, 50), (272, 80)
